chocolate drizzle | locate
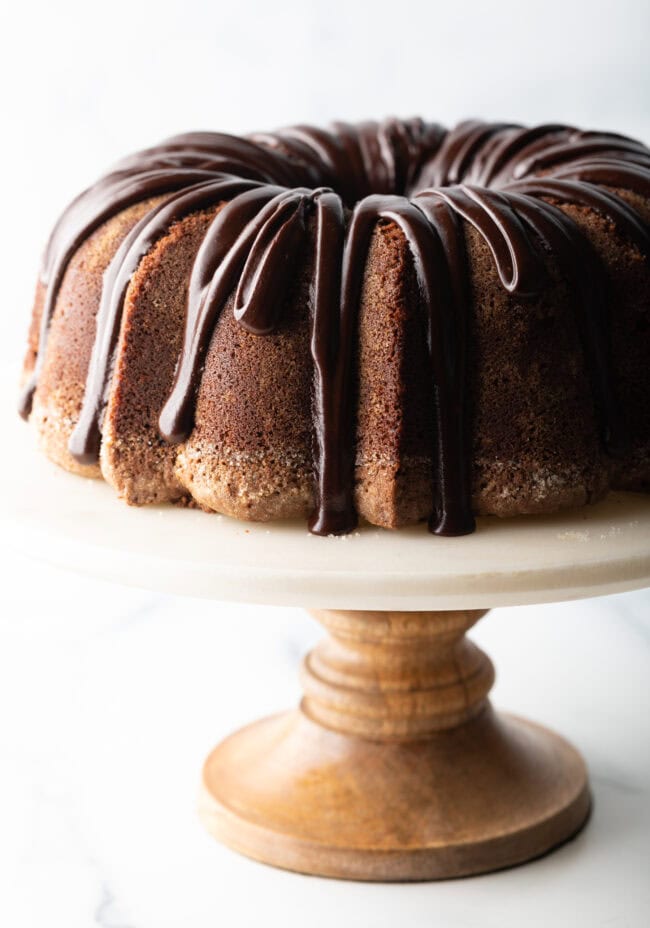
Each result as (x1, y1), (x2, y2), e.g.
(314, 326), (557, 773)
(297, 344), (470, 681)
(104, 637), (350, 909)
(308, 191), (352, 535)
(69, 177), (263, 463)
(22, 119), (650, 536)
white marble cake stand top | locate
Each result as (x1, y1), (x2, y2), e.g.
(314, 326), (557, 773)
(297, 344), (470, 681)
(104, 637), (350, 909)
(2, 397), (649, 609)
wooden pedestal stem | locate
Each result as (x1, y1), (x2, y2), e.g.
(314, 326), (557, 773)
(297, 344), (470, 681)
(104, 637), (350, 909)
(302, 609), (493, 740)
(199, 608), (591, 881)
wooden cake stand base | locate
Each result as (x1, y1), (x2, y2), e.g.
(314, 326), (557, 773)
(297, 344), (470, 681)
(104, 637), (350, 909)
(199, 608), (590, 880)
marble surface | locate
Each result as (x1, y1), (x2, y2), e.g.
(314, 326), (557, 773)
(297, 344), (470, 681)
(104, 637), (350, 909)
(0, 540), (648, 927)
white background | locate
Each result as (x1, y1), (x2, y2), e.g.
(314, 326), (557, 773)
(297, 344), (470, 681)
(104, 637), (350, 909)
(1, 0), (650, 372)
(0, 1), (649, 926)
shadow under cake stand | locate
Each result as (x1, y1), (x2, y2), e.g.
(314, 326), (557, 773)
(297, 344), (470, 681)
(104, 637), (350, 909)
(4, 409), (650, 881)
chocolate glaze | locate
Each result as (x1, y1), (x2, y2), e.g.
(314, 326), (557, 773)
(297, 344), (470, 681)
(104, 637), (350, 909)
(22, 119), (650, 535)
(68, 177), (263, 464)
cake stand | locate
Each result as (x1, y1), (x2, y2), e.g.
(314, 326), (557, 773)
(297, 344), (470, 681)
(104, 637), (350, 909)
(3, 401), (650, 882)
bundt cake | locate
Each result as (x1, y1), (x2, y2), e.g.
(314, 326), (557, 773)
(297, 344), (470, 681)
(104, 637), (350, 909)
(19, 119), (650, 536)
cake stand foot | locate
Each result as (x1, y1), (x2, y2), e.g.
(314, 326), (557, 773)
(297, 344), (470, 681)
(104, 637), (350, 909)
(199, 609), (590, 880)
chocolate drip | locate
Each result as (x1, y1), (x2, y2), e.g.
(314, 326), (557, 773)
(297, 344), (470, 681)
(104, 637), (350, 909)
(113, 131), (313, 187)
(308, 192), (353, 535)
(339, 194), (476, 535)
(467, 124), (571, 186)
(430, 185), (546, 293)
(19, 169), (230, 419)
(158, 187), (303, 442)
(22, 119), (650, 536)
(415, 121), (517, 188)
(233, 192), (309, 334)
(69, 178), (262, 464)
(504, 178), (650, 256)
(408, 196), (475, 535)
(504, 193), (627, 455)
(551, 160), (650, 197)
(511, 133), (650, 180)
